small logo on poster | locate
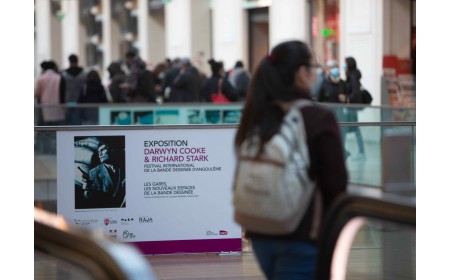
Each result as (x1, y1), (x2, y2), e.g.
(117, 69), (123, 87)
(220, 230), (228, 236)
(103, 218), (117, 225)
(74, 219), (98, 226)
(123, 230), (136, 239)
(139, 216), (153, 223)
(108, 229), (117, 239)
(121, 218), (135, 225)
(206, 230), (218, 236)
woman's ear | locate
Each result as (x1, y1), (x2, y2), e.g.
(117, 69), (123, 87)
(294, 66), (309, 89)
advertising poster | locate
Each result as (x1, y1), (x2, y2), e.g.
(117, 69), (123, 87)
(57, 127), (241, 254)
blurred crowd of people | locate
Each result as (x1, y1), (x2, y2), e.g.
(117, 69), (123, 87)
(34, 50), (367, 161)
(35, 51), (252, 125)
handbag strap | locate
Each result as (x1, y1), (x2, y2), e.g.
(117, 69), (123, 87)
(217, 78), (223, 94)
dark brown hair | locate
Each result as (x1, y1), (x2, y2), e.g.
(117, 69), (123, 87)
(86, 70), (102, 84)
(208, 59), (224, 76)
(235, 40), (312, 153)
(345, 57), (357, 72)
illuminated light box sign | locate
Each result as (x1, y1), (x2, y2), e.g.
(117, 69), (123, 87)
(57, 126), (241, 254)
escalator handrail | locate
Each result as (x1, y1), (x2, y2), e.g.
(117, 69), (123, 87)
(33, 121), (416, 132)
(315, 193), (416, 280)
(34, 208), (157, 280)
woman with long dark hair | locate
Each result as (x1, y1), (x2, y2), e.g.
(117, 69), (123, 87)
(235, 40), (347, 279)
(201, 59), (238, 102)
(343, 56), (366, 159)
(78, 70), (110, 124)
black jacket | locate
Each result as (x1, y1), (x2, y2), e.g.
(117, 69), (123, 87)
(202, 75), (239, 102)
(171, 66), (202, 102)
(126, 57), (156, 102)
(318, 78), (347, 103)
(78, 82), (108, 103)
(78, 82), (108, 124)
(107, 62), (127, 103)
(161, 66), (180, 102)
(346, 69), (362, 104)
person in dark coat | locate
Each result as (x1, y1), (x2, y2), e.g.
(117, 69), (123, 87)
(227, 60), (251, 100)
(78, 70), (109, 124)
(344, 56), (365, 159)
(107, 61), (127, 103)
(152, 62), (168, 101)
(318, 67), (347, 104)
(318, 66), (350, 159)
(202, 59), (238, 102)
(345, 57), (363, 104)
(170, 58), (200, 102)
(61, 54), (86, 124)
(123, 50), (156, 102)
(161, 58), (181, 103)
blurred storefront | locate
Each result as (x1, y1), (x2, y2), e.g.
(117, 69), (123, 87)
(309, 0), (340, 66)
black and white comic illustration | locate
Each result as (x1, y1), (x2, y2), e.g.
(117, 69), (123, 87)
(74, 136), (126, 209)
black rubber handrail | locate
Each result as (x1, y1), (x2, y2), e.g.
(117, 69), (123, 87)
(34, 121), (416, 132)
(315, 193), (415, 280)
(34, 208), (157, 280)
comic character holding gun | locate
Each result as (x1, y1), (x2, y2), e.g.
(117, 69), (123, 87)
(77, 142), (126, 208)
(77, 166), (96, 198)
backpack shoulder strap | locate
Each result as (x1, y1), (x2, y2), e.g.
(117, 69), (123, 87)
(217, 78), (223, 94)
(284, 99), (314, 166)
(290, 98), (315, 110)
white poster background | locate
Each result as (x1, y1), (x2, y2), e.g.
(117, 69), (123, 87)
(57, 127), (241, 243)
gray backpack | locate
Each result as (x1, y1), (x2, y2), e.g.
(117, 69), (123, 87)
(233, 99), (316, 234)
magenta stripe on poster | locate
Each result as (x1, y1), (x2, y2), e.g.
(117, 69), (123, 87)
(130, 238), (242, 255)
